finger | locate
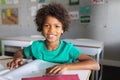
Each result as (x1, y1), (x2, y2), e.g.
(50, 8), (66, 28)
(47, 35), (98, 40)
(52, 68), (61, 74)
(7, 62), (11, 69)
(7, 62), (12, 70)
(14, 60), (19, 68)
(18, 60), (23, 65)
(9, 62), (15, 70)
(48, 66), (61, 74)
(52, 67), (62, 74)
(14, 59), (22, 68)
(46, 67), (52, 74)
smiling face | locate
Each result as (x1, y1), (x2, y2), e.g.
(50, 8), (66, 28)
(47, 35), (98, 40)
(42, 16), (63, 43)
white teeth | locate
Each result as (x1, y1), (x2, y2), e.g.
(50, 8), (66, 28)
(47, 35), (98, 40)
(49, 34), (54, 36)
(48, 34), (55, 38)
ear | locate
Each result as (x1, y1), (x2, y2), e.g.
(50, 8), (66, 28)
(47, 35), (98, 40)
(61, 30), (64, 34)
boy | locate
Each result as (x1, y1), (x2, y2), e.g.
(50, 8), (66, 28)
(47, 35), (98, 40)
(7, 3), (100, 75)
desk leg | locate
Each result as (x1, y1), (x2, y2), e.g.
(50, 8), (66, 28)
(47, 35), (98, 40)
(96, 54), (100, 80)
(96, 48), (104, 80)
(1, 40), (5, 56)
(99, 48), (104, 80)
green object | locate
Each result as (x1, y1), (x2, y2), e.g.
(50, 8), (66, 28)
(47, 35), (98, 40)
(80, 5), (91, 14)
(1, 0), (6, 5)
(0, 40), (2, 53)
(69, 0), (79, 5)
(81, 16), (90, 23)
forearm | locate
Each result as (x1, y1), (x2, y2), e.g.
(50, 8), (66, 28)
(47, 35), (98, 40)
(14, 49), (25, 59)
(66, 60), (100, 70)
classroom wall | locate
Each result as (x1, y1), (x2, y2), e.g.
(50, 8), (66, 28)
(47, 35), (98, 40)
(86, 0), (120, 61)
(0, 0), (87, 39)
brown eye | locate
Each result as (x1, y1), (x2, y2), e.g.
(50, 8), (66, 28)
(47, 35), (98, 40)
(55, 26), (60, 28)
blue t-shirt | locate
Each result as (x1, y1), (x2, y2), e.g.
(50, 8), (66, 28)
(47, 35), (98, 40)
(24, 40), (81, 63)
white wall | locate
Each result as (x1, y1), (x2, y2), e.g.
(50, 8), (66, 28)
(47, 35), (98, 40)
(86, 0), (120, 61)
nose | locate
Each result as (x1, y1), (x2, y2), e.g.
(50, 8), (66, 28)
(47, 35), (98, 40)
(48, 26), (55, 33)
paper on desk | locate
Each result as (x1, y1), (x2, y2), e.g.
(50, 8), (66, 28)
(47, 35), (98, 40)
(0, 69), (10, 75)
(0, 60), (58, 80)
(0, 60), (90, 80)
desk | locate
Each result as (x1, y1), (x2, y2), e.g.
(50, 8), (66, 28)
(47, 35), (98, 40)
(1, 37), (103, 80)
(1, 36), (45, 56)
(0, 56), (91, 80)
(63, 39), (104, 80)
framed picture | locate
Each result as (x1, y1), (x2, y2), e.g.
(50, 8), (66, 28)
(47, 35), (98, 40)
(91, 0), (104, 4)
(80, 15), (90, 23)
(37, 0), (46, 3)
(80, 5), (91, 14)
(69, 11), (79, 20)
(1, 8), (18, 25)
(69, 0), (79, 5)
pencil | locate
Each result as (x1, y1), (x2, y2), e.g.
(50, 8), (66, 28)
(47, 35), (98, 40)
(0, 58), (13, 60)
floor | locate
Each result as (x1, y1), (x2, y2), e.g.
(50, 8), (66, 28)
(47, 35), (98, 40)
(102, 65), (120, 80)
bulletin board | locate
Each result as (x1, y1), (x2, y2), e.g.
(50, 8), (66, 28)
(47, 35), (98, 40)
(1, 8), (18, 25)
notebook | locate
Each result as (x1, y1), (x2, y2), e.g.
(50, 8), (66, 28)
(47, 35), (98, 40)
(22, 74), (80, 80)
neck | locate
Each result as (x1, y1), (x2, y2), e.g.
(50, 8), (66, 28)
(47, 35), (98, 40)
(45, 40), (60, 50)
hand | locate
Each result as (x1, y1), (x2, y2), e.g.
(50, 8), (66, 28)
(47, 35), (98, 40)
(46, 64), (68, 75)
(7, 58), (23, 70)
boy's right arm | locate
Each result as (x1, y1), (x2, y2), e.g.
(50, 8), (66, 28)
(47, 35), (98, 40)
(7, 49), (25, 70)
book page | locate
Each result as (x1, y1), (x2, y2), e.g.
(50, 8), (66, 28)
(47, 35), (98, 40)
(0, 60), (57, 80)
(0, 60), (90, 80)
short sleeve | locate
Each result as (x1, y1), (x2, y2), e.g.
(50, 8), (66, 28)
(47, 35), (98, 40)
(24, 45), (32, 58)
(69, 45), (81, 62)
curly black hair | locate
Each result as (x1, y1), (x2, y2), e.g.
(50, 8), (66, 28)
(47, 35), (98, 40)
(34, 3), (71, 32)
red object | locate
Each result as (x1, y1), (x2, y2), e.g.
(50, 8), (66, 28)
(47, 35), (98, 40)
(22, 74), (80, 80)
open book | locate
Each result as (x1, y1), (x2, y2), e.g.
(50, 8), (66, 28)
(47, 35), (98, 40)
(0, 60), (90, 80)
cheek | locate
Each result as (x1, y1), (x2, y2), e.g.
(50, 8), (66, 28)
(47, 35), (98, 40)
(57, 30), (63, 36)
(42, 30), (47, 36)
(42, 29), (48, 33)
(57, 27), (63, 33)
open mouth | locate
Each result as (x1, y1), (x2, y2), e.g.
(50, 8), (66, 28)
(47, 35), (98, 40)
(47, 34), (56, 39)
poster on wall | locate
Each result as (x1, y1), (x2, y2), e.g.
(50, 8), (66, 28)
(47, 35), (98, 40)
(13, 0), (19, 4)
(0, 0), (6, 5)
(37, 0), (46, 3)
(0, 0), (19, 5)
(30, 6), (37, 16)
(69, 0), (79, 5)
(38, 3), (47, 9)
(91, 0), (104, 4)
(69, 11), (79, 20)
(1, 8), (18, 25)
(80, 16), (90, 23)
(6, 0), (12, 4)
(80, 5), (91, 15)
